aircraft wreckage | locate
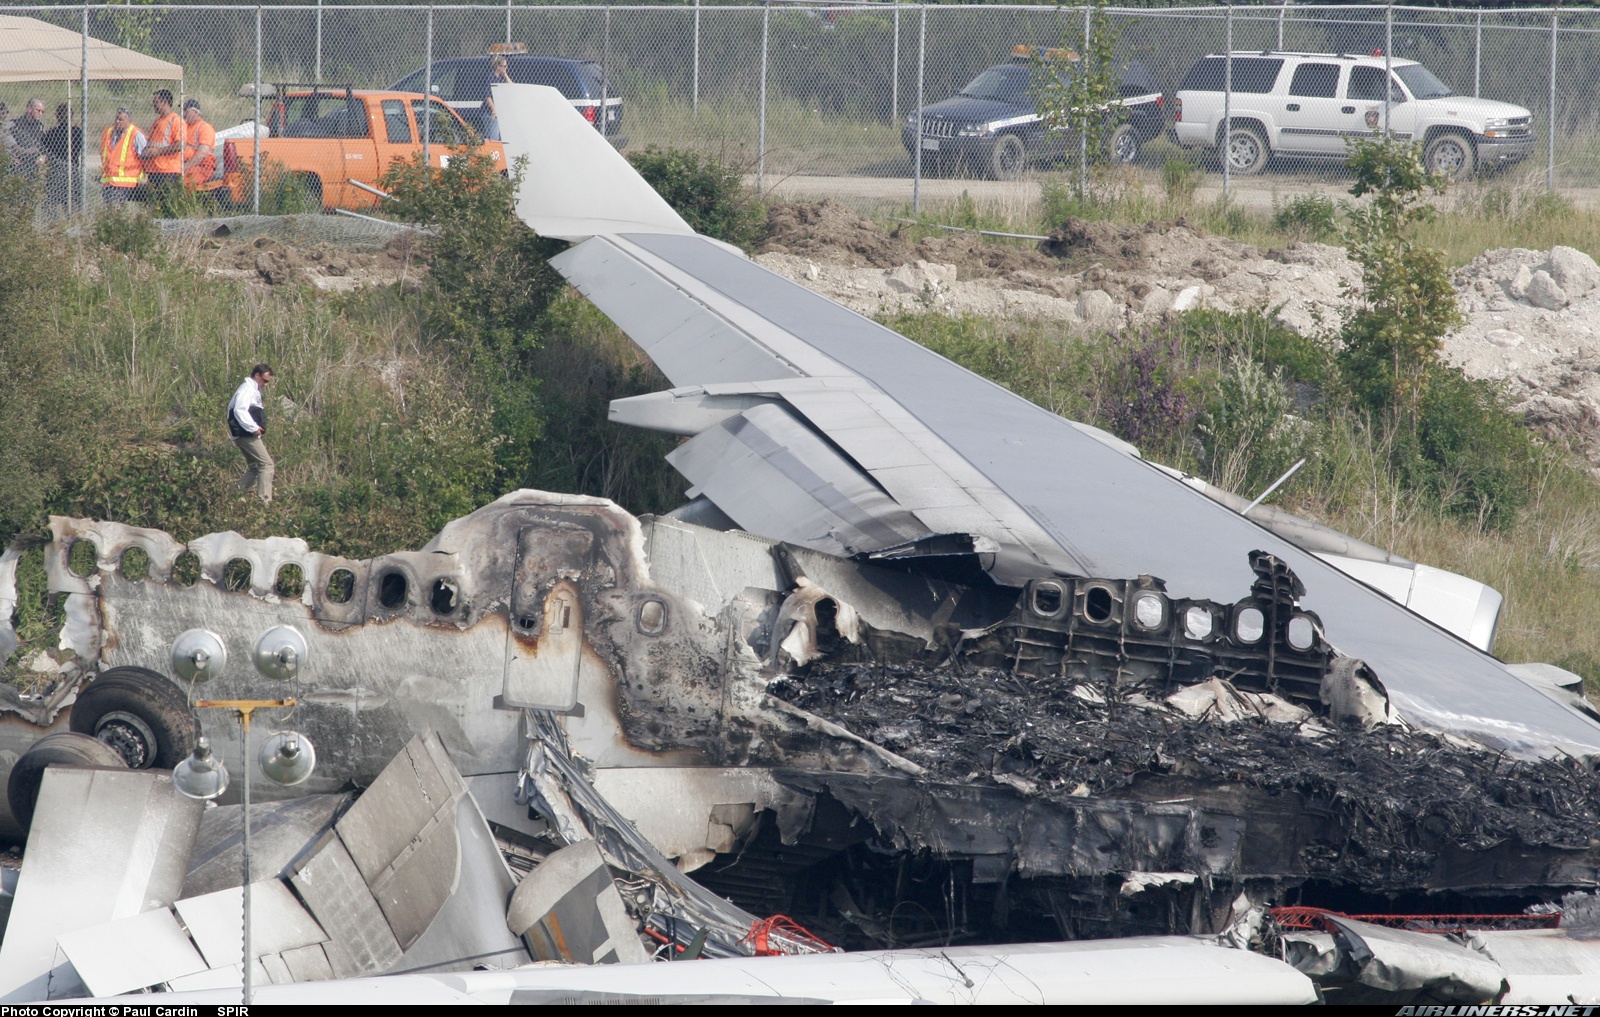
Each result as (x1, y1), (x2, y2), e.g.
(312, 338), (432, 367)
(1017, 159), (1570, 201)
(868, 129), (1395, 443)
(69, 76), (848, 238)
(0, 84), (1599, 1003)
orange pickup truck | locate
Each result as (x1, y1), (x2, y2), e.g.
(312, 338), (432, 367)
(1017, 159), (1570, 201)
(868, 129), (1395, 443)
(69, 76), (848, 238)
(218, 87), (505, 211)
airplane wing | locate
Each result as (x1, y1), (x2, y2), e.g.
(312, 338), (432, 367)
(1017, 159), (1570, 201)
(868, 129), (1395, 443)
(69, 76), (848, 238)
(494, 82), (1600, 757)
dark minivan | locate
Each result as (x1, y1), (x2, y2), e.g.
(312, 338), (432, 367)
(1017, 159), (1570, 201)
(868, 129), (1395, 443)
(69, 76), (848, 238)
(392, 54), (625, 146)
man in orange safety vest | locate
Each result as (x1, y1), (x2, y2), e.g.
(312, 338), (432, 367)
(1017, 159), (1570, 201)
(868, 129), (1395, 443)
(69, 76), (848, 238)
(100, 107), (146, 204)
(143, 89), (185, 212)
(180, 98), (216, 188)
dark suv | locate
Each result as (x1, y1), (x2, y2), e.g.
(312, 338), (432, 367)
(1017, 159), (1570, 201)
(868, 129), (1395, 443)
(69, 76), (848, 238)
(902, 48), (1165, 180)
(391, 54), (625, 146)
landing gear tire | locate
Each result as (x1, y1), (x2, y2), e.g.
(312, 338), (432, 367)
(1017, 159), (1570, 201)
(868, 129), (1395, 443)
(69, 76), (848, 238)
(1222, 124), (1270, 176)
(69, 666), (199, 770)
(1109, 123), (1141, 165)
(7, 732), (128, 833)
(1425, 134), (1477, 179)
(987, 134), (1028, 181)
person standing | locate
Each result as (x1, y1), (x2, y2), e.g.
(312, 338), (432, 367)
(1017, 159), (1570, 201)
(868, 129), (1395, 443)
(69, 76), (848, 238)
(480, 54), (514, 141)
(42, 103), (84, 212)
(100, 108), (147, 205)
(143, 89), (185, 211)
(228, 364), (276, 504)
(180, 98), (216, 189)
(10, 98), (46, 183)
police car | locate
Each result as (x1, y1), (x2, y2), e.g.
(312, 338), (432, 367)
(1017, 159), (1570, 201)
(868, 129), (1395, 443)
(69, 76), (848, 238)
(391, 44), (625, 146)
(902, 46), (1166, 180)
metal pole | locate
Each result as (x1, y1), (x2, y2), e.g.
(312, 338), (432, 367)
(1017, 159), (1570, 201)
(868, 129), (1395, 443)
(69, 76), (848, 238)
(913, 4), (925, 212)
(891, 4), (899, 123)
(423, 5), (433, 175)
(315, 0), (323, 83)
(1223, 3), (1232, 206)
(1079, 4), (1089, 202)
(79, 4), (89, 216)
(758, 1), (769, 192)
(1548, 9), (1557, 191)
(1383, 3), (1392, 139)
(602, 6), (610, 139)
(240, 714), (253, 1006)
(1277, 0), (1286, 50)
(506, 0), (512, 45)
(253, 5), (262, 214)
(693, 0), (700, 111)
(1474, 10), (1482, 97)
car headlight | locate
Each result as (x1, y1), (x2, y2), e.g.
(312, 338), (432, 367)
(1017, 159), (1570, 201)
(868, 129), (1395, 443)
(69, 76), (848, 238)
(1484, 117), (1510, 129)
(958, 122), (996, 137)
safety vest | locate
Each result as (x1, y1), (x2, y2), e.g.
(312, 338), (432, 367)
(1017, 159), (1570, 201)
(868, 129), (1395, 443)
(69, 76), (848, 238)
(101, 126), (140, 188)
(145, 110), (184, 174)
(182, 117), (217, 185)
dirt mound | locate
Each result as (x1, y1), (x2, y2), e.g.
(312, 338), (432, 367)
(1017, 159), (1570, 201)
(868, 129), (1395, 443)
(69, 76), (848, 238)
(1041, 216), (1262, 280)
(761, 200), (1059, 278)
(200, 232), (425, 292)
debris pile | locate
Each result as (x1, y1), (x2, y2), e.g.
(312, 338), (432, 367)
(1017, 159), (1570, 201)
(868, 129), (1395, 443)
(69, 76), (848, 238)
(771, 661), (1600, 889)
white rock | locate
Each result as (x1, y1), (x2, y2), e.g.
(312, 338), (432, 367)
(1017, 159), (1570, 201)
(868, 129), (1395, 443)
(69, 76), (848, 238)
(884, 263), (926, 294)
(805, 261), (820, 281)
(1140, 286), (1174, 315)
(1484, 329), (1525, 348)
(1547, 246), (1600, 299)
(1526, 269), (1569, 310)
(1170, 283), (1212, 312)
(921, 261), (958, 289)
(1077, 288), (1121, 323)
(1509, 263), (1534, 299)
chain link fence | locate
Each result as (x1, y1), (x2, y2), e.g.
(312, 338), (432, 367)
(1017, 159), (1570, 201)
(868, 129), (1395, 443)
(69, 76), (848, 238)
(3, 3), (1598, 218)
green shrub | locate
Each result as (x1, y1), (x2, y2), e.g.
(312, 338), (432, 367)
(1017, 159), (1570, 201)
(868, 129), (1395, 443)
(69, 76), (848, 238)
(627, 146), (767, 250)
(1272, 193), (1338, 239)
(1162, 157), (1204, 205)
(92, 205), (158, 257)
(1411, 367), (1541, 530)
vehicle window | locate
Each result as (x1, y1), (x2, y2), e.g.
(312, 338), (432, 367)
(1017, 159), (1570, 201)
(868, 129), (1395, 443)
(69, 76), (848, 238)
(410, 99), (464, 144)
(279, 94), (367, 139)
(574, 62), (611, 99)
(1178, 57), (1284, 95)
(1289, 63), (1340, 99)
(958, 66), (1030, 103)
(1394, 64), (1454, 99)
(381, 99), (412, 143)
(454, 62), (492, 102)
(511, 59), (582, 98)
(1347, 65), (1405, 102)
(1118, 61), (1161, 97)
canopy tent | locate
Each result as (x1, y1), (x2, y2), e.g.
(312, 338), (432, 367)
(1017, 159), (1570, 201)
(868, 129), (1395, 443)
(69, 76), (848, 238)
(0, 14), (182, 83)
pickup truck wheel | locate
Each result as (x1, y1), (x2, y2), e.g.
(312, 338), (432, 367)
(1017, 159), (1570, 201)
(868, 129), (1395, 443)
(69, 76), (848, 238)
(1424, 134), (1476, 178)
(7, 732), (127, 833)
(987, 134), (1028, 181)
(1222, 124), (1269, 175)
(68, 666), (199, 770)
(1109, 123), (1141, 165)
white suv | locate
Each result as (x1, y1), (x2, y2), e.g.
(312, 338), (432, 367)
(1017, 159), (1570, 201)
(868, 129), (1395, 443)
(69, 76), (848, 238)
(1171, 52), (1534, 177)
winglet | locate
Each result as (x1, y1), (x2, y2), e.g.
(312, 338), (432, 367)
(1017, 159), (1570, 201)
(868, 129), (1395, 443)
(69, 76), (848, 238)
(493, 82), (695, 242)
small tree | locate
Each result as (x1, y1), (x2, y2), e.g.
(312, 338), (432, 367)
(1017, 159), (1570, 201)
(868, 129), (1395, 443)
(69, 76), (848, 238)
(1032, 0), (1125, 202)
(1337, 138), (1462, 424)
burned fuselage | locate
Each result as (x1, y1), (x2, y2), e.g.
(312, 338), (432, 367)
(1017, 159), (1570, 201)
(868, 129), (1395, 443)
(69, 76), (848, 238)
(2, 490), (1597, 948)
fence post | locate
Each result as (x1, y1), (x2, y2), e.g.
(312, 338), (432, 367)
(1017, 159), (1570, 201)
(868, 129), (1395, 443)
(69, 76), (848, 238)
(693, 0), (700, 111)
(253, 4), (262, 214)
(891, 4), (899, 123)
(1383, 3), (1392, 138)
(79, 3), (89, 216)
(423, 5), (433, 176)
(602, 5), (611, 138)
(1548, 9), (1557, 191)
(1473, 10), (1481, 97)
(316, 0), (323, 83)
(1223, 2), (1232, 207)
(1276, 0), (1286, 50)
(1079, 4), (1089, 202)
(758, 0), (769, 193)
(506, 0), (512, 45)
(913, 4), (925, 213)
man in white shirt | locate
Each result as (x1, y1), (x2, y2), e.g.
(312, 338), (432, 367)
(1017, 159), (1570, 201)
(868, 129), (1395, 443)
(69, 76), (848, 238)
(228, 364), (275, 503)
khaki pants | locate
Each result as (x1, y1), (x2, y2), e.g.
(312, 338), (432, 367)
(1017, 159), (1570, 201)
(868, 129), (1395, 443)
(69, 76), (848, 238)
(234, 434), (274, 503)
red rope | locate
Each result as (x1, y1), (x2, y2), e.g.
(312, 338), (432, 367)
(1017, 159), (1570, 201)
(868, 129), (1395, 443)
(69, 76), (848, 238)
(741, 915), (837, 956)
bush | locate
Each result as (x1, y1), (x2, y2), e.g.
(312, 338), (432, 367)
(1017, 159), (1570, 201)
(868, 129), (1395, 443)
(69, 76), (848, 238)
(1411, 367), (1542, 530)
(1273, 193), (1338, 239)
(1162, 157), (1204, 206)
(92, 205), (158, 258)
(626, 146), (767, 250)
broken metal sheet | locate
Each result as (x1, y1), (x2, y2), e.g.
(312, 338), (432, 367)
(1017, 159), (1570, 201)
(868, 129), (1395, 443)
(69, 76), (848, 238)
(390, 793), (530, 974)
(587, 767), (788, 863)
(181, 793), (350, 898)
(288, 835), (404, 979)
(1323, 915), (1505, 1003)
(173, 880), (328, 970)
(1474, 929), (1600, 1004)
(0, 768), (201, 1002)
(332, 730), (466, 950)
(1163, 678), (1312, 725)
(505, 839), (650, 965)
(1281, 930), (1343, 979)
(55, 906), (208, 997)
